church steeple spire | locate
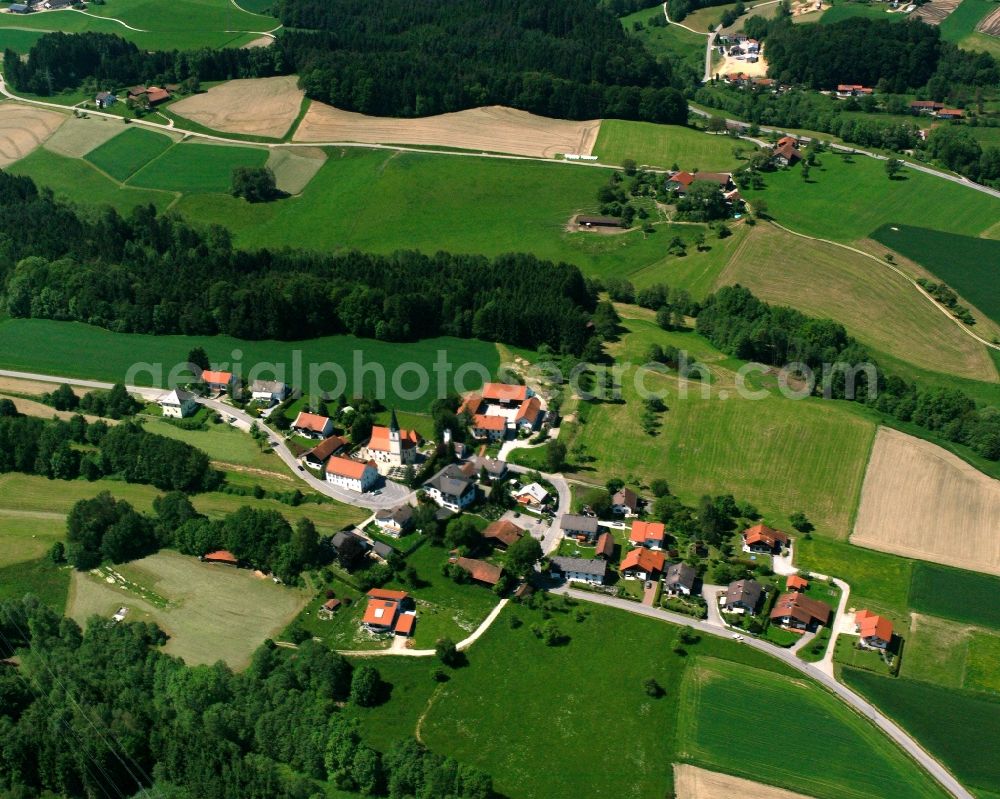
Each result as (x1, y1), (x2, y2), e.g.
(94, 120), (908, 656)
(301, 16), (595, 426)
(389, 408), (400, 433)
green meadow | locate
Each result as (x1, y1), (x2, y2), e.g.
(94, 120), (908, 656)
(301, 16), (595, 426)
(819, 1), (897, 24)
(128, 141), (270, 193)
(85, 126), (177, 183)
(620, 4), (706, 72)
(593, 119), (749, 171)
(940, 0), (1000, 56)
(0, 27), (44, 54)
(909, 562), (1000, 631)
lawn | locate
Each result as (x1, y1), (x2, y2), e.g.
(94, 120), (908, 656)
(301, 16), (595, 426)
(593, 120), (746, 171)
(870, 224), (1000, 327)
(0, 509), (65, 567)
(9, 148), (174, 212)
(0, 27), (44, 54)
(0, 317), (509, 413)
(67, 550), (309, 669)
(621, 4), (705, 72)
(85, 126), (177, 183)
(909, 562), (1000, 631)
(843, 668), (1000, 797)
(833, 634), (894, 675)
(678, 657), (949, 798)
(0, 556), (71, 613)
(901, 613), (971, 689)
(128, 141), (269, 193)
(742, 152), (1000, 241)
(142, 416), (282, 471)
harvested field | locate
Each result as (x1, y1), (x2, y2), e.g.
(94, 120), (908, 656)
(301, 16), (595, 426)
(0, 103), (65, 166)
(674, 765), (814, 799)
(294, 104), (601, 158)
(43, 114), (124, 158)
(0, 376), (85, 397)
(0, 393), (109, 424)
(853, 427), (1000, 574)
(977, 5), (1000, 34)
(267, 146), (326, 194)
(915, 0), (962, 24)
(170, 76), (304, 139)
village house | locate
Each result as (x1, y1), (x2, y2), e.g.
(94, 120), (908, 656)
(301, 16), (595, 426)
(331, 529), (370, 560)
(362, 588), (414, 635)
(786, 574), (809, 592)
(512, 482), (548, 510)
(742, 523), (789, 554)
(95, 91), (118, 109)
(249, 379), (288, 404)
(723, 578), (762, 614)
(481, 382), (529, 407)
(326, 456), (379, 493)
(855, 609), (894, 649)
(301, 435), (349, 469)
(200, 369), (235, 393)
(472, 413), (508, 442)
(146, 86), (171, 105)
(158, 388), (198, 419)
(770, 592), (831, 631)
(550, 556), (607, 585)
(292, 411), (335, 440)
(612, 487), (640, 516)
(771, 136), (802, 167)
(560, 513), (600, 542)
(514, 396), (543, 432)
(666, 170), (735, 195)
(935, 108), (965, 119)
(620, 547), (666, 581)
(480, 457), (507, 481)
(629, 520), (666, 550)
(595, 531), (616, 560)
(363, 410), (420, 472)
(482, 519), (524, 550)
(423, 463), (477, 511)
(374, 504), (415, 538)
(836, 84), (873, 97)
(454, 556), (504, 587)
(664, 562), (697, 595)
(910, 100), (944, 115)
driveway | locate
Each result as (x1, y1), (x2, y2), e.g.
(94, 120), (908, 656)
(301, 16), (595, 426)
(701, 583), (726, 629)
(504, 462), (571, 555)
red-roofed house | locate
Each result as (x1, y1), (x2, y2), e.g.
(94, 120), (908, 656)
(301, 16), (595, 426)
(742, 524), (789, 554)
(459, 393), (484, 416)
(515, 396), (543, 432)
(203, 550), (238, 566)
(936, 108), (965, 119)
(770, 592), (830, 631)
(629, 520), (666, 550)
(302, 435), (349, 469)
(364, 410), (420, 471)
(855, 609), (894, 649)
(910, 100), (944, 115)
(292, 411), (334, 440)
(362, 588), (409, 632)
(620, 547), (666, 580)
(595, 531), (615, 560)
(145, 86), (171, 105)
(481, 382), (529, 405)
(836, 84), (873, 97)
(787, 574), (810, 592)
(472, 413), (508, 441)
(394, 612), (416, 637)
(325, 456), (379, 492)
(201, 370), (235, 392)
(483, 519), (525, 550)
(455, 556), (504, 586)
(772, 140), (802, 167)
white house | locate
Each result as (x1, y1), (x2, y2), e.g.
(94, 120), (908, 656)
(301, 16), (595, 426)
(158, 388), (198, 419)
(512, 482), (548, 509)
(325, 456), (379, 493)
(250, 380), (288, 404)
(550, 556), (607, 585)
(423, 464), (477, 511)
(374, 504), (415, 537)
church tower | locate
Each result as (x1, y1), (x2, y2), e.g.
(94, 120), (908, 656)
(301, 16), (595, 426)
(389, 408), (401, 458)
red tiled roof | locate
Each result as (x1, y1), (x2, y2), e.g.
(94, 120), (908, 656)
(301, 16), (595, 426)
(204, 550), (237, 564)
(368, 425), (419, 452)
(201, 370), (232, 385)
(669, 170), (696, 187)
(595, 532), (615, 558)
(367, 588), (409, 601)
(473, 414), (507, 431)
(323, 598), (341, 611)
(394, 613), (415, 635)
(325, 456), (371, 479)
(456, 557), (504, 585)
(363, 598), (399, 627)
(937, 108), (964, 116)
(305, 435), (348, 461)
(787, 574), (810, 591)
(770, 592), (831, 626)
(293, 411), (331, 433)
(743, 524), (789, 548)
(459, 393), (483, 415)
(145, 86), (170, 103)
(856, 609), (893, 641)
(515, 396), (542, 423)
(630, 520), (666, 545)
(621, 547), (666, 574)
(482, 382), (528, 402)
(483, 519), (524, 547)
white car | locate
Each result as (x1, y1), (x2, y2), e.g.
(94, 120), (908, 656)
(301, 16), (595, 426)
(731, 633), (744, 641)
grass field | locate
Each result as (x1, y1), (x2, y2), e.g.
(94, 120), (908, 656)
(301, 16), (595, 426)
(870, 224), (1000, 327)
(85, 126), (177, 183)
(67, 550), (308, 668)
(940, 0), (999, 52)
(563, 316), (877, 538)
(966, 632), (1000, 693)
(142, 416), (283, 472)
(128, 141), (269, 193)
(843, 668), (1000, 796)
(908, 562), (1000, 630)
(593, 120), (748, 171)
(0, 556), (70, 612)
(678, 657), (948, 799)
(0, 317), (509, 413)
(9, 147), (174, 212)
(820, 1), (896, 23)
(716, 223), (998, 382)
(902, 613), (973, 688)
(0, 28), (45, 54)
(621, 4), (706, 72)
(742, 153), (1000, 241)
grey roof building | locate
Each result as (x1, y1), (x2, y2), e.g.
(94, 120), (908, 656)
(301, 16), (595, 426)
(559, 514), (600, 537)
(724, 579), (763, 613)
(550, 556), (607, 584)
(664, 562), (697, 594)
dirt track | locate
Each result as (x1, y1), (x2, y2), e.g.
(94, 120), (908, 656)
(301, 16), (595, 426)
(294, 104), (601, 158)
(0, 103), (65, 166)
(852, 427), (1000, 575)
(169, 76), (304, 139)
(674, 765), (814, 799)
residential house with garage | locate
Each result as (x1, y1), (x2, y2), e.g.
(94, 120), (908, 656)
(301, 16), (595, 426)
(292, 411), (334, 440)
(512, 482), (548, 510)
(302, 435), (349, 469)
(374, 504), (415, 538)
(424, 463), (477, 511)
(742, 524), (789, 554)
(629, 520), (666, 550)
(201, 370), (235, 393)
(663, 562), (697, 595)
(362, 588), (414, 635)
(612, 487), (640, 516)
(620, 547), (665, 581)
(723, 579), (762, 614)
(158, 388), (198, 419)
(250, 380), (288, 404)
(770, 592), (831, 631)
(560, 514), (600, 542)
(855, 609), (894, 649)
(550, 556), (607, 586)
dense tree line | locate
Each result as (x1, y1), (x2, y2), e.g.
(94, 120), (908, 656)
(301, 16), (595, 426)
(0, 411), (219, 490)
(41, 381), (143, 418)
(0, 597), (494, 798)
(666, 0), (746, 24)
(0, 172), (596, 354)
(696, 285), (1000, 460)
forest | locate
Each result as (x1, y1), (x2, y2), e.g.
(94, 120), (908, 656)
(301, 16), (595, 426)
(0, 596), (495, 799)
(0, 172), (596, 354)
(696, 285), (1000, 460)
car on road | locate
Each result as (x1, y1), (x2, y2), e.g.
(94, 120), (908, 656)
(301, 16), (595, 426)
(731, 633), (744, 641)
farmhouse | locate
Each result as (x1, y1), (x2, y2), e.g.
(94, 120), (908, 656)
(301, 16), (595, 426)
(145, 86), (172, 105)
(374, 504), (415, 537)
(550, 556), (607, 585)
(612, 487), (640, 516)
(935, 108), (965, 119)
(424, 463), (477, 511)
(95, 91), (118, 109)
(292, 411), (334, 439)
(325, 456), (379, 493)
(629, 520), (666, 550)
(595, 531), (615, 560)
(910, 100), (944, 115)
(666, 170), (735, 194)
(770, 592), (831, 631)
(482, 382), (529, 406)
(771, 139), (802, 167)
(363, 411), (420, 471)
(786, 574), (809, 592)
(482, 519), (524, 550)
(362, 588), (411, 633)
(8, 3), (30, 13)
(664, 562), (697, 595)
(855, 609), (894, 649)
(472, 413), (508, 441)
(836, 84), (873, 97)
(560, 514), (600, 541)
(620, 547), (665, 580)
(515, 396), (543, 432)
(512, 482), (548, 509)
(301, 435), (349, 469)
(463, 383), (545, 439)
(454, 556), (504, 587)
(201, 370), (235, 393)
(203, 550), (238, 566)
(249, 379), (288, 404)
(742, 524), (789, 554)
(158, 388), (198, 419)
(723, 579), (762, 613)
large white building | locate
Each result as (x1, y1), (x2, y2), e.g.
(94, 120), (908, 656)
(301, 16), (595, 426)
(364, 410), (420, 474)
(158, 388), (198, 419)
(325, 456), (379, 493)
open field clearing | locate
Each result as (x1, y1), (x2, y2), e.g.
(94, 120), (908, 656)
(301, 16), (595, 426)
(909, 562), (1000, 630)
(593, 119), (749, 170)
(294, 104), (600, 158)
(673, 765), (814, 799)
(127, 141), (269, 193)
(978, 3), (1000, 33)
(678, 657), (949, 799)
(871, 224), (1000, 328)
(0, 509), (64, 567)
(267, 146), (326, 194)
(742, 153), (1000, 241)
(67, 550), (308, 668)
(84, 0), (277, 38)
(820, 1), (898, 23)
(85, 126), (178, 182)
(0, 556), (70, 612)
(621, 4), (705, 71)
(43, 113), (124, 158)
(170, 76), (304, 139)
(716, 223), (998, 381)
(844, 669), (1000, 797)
(0, 103), (64, 167)
(852, 427), (1000, 575)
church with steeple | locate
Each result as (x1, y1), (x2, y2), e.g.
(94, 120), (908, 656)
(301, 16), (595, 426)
(362, 409), (421, 474)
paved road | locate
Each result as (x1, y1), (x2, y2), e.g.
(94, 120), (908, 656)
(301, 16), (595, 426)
(554, 587), (973, 799)
(504, 462), (571, 555)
